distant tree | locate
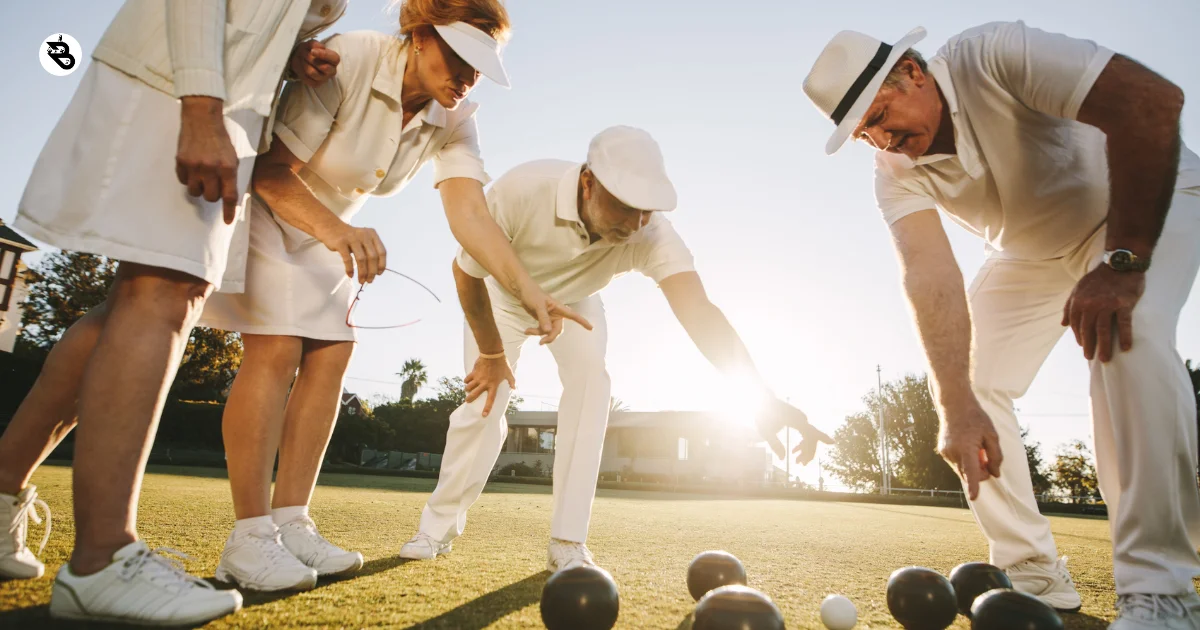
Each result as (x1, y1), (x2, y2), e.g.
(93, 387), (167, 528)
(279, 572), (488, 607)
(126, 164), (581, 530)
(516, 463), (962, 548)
(827, 374), (957, 493)
(1021, 425), (1054, 498)
(825, 411), (882, 492)
(19, 250), (242, 400)
(1051, 440), (1100, 504)
(169, 328), (243, 402)
(397, 358), (427, 403)
(609, 397), (630, 413)
(19, 251), (116, 351)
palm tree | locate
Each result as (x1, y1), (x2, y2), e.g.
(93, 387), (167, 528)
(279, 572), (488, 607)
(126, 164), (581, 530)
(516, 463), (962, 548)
(609, 397), (630, 413)
(397, 358), (427, 403)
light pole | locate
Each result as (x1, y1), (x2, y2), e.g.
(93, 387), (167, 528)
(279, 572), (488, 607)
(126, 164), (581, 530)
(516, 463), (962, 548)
(877, 365), (890, 495)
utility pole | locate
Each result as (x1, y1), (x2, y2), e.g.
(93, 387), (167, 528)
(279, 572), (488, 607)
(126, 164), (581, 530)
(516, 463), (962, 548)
(877, 365), (890, 495)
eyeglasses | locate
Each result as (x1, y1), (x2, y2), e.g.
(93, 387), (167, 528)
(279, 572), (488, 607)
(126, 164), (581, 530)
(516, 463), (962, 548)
(344, 268), (442, 330)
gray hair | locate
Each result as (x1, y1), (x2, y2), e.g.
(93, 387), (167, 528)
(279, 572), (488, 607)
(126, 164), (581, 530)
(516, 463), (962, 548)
(881, 49), (928, 89)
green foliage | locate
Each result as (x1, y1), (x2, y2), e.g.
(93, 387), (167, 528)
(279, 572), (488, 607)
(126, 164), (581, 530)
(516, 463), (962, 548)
(1051, 440), (1100, 504)
(18, 251), (116, 351)
(398, 358), (427, 403)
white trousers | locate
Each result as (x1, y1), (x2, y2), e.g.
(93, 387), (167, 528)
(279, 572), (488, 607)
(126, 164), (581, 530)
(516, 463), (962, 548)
(418, 294), (611, 544)
(966, 188), (1200, 595)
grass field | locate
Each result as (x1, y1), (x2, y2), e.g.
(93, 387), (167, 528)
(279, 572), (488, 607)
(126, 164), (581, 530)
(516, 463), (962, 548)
(0, 464), (1138, 629)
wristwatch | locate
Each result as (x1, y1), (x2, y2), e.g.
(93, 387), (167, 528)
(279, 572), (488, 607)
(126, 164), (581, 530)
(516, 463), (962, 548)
(1103, 249), (1151, 272)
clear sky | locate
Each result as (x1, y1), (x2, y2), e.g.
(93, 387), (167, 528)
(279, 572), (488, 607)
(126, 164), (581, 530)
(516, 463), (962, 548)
(3, 1), (1199, 488)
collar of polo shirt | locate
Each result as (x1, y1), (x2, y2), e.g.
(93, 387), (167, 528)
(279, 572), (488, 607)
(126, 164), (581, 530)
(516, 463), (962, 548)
(372, 44), (449, 128)
(881, 56), (984, 179)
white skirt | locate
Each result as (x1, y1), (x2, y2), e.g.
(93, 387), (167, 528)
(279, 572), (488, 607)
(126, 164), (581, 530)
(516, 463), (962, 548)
(14, 62), (264, 291)
(198, 197), (358, 341)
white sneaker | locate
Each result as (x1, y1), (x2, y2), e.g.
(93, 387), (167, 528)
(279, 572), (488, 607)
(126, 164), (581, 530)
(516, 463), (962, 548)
(49, 541), (242, 626)
(278, 515), (363, 576)
(1109, 592), (1200, 630)
(1006, 556), (1083, 612)
(214, 521), (317, 592)
(546, 539), (596, 572)
(398, 532), (452, 560)
(0, 485), (51, 579)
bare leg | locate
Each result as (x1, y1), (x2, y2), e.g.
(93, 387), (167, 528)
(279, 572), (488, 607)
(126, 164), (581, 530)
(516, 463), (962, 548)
(0, 301), (110, 495)
(271, 339), (354, 510)
(69, 262), (212, 575)
(221, 334), (302, 520)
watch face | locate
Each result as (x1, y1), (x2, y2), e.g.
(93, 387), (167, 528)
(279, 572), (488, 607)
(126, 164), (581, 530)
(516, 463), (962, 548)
(1110, 250), (1132, 268)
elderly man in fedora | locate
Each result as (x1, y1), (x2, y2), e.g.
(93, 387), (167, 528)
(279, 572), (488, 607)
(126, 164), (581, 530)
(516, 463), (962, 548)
(804, 21), (1200, 628)
(397, 126), (833, 572)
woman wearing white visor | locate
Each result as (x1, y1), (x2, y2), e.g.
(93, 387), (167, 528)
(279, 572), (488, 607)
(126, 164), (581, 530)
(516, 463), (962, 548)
(197, 0), (591, 592)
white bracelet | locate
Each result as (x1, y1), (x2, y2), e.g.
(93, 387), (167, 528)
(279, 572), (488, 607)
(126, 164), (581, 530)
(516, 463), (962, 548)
(479, 351), (505, 360)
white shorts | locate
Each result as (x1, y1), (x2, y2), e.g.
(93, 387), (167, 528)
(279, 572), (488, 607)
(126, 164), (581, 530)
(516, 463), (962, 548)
(14, 62), (264, 291)
(198, 197), (358, 341)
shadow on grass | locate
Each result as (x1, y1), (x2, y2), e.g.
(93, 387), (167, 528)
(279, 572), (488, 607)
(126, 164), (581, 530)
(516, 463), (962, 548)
(214, 555), (420, 611)
(675, 611), (693, 629)
(0, 603), (211, 629)
(1062, 611), (1117, 629)
(404, 571), (549, 630)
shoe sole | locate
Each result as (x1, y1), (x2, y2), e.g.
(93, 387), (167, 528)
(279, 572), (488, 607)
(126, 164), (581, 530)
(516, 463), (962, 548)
(50, 584), (241, 627)
(214, 565), (317, 592)
(50, 605), (241, 627)
(1031, 592), (1083, 613)
(316, 554), (365, 577)
(398, 544), (451, 561)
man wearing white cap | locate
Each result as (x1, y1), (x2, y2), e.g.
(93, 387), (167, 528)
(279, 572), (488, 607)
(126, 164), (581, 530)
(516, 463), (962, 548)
(804, 21), (1200, 627)
(399, 126), (833, 570)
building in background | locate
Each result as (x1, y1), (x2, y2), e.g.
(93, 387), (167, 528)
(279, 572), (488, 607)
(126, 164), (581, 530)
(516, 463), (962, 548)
(0, 221), (37, 354)
(498, 410), (775, 484)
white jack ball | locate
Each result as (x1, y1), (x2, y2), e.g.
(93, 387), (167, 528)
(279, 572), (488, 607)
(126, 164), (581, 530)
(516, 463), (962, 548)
(820, 594), (857, 630)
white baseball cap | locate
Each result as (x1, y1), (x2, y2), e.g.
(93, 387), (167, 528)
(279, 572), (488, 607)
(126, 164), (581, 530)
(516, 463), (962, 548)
(586, 126), (677, 212)
(803, 26), (926, 154)
(433, 22), (510, 88)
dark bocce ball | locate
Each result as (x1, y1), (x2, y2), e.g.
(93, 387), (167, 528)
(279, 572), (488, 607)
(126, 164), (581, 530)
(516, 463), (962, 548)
(693, 585), (785, 630)
(540, 565), (620, 630)
(687, 550), (748, 601)
(971, 589), (1064, 630)
(886, 566), (959, 630)
(949, 562), (1013, 617)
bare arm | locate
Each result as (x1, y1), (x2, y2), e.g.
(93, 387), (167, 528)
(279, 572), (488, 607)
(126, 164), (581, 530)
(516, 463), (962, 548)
(440, 178), (591, 341)
(454, 260), (515, 417)
(252, 137), (385, 282)
(1062, 55), (1184, 362)
(660, 272), (765, 383)
(660, 272), (832, 463)
(1077, 54), (1184, 259)
(891, 210), (1001, 498)
(454, 260), (503, 356)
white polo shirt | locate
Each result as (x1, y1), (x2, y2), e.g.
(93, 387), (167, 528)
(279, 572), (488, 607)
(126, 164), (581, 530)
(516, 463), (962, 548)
(874, 21), (1200, 261)
(456, 160), (696, 308)
(270, 30), (490, 249)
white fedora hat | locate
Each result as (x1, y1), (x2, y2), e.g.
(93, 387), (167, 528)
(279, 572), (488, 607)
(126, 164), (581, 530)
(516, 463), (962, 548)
(803, 26), (926, 155)
(433, 22), (511, 88)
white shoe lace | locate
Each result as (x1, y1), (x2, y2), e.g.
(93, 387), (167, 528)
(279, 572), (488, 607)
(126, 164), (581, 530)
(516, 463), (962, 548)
(249, 530), (301, 568)
(290, 517), (342, 557)
(9, 491), (51, 556)
(1116, 594), (1188, 621)
(407, 533), (440, 552)
(118, 547), (212, 594)
(550, 540), (594, 568)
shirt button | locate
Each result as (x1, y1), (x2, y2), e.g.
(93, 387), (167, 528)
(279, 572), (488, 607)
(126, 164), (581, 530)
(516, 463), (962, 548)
(375, 168), (385, 178)
(319, 4), (332, 17)
(355, 187), (364, 194)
